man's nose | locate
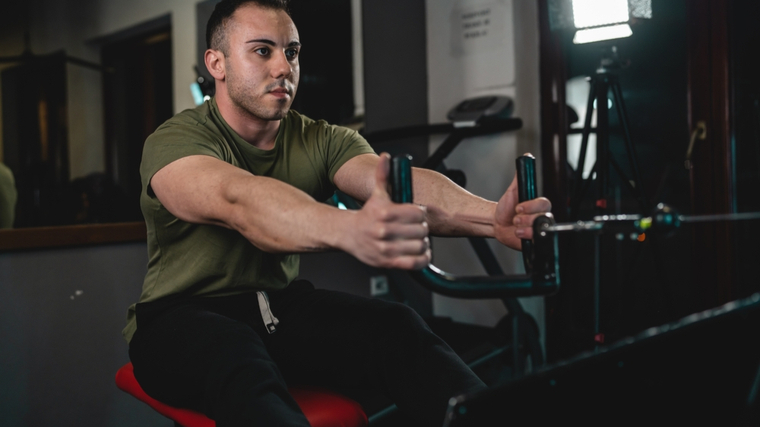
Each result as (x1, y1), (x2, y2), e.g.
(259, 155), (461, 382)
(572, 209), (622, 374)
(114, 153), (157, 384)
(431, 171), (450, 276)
(271, 51), (292, 79)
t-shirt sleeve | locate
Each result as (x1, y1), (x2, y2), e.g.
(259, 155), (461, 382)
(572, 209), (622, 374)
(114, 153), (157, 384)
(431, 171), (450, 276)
(140, 121), (226, 197)
(322, 125), (376, 183)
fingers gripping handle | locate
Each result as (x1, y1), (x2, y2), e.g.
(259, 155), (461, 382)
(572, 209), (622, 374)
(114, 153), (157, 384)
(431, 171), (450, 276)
(516, 154), (537, 272)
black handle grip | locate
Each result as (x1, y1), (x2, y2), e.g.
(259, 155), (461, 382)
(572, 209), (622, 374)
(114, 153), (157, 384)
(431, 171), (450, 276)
(516, 154), (537, 272)
(516, 154), (537, 203)
(391, 154), (414, 204)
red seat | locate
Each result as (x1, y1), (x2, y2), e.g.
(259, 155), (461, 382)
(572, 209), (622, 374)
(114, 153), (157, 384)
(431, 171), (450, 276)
(115, 362), (368, 427)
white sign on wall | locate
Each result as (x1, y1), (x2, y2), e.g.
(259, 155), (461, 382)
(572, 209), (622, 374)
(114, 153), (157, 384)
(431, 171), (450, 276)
(428, 0), (515, 121)
(450, 1), (508, 57)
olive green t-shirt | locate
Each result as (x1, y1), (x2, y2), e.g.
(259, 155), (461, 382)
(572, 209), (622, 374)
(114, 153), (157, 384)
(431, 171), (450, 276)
(123, 99), (374, 342)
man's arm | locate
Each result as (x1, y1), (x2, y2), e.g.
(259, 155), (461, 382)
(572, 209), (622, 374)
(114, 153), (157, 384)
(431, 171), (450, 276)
(334, 153), (552, 251)
(150, 154), (431, 269)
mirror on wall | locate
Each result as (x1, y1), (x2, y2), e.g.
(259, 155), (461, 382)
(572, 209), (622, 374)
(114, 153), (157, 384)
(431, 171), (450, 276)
(0, 7), (172, 229)
(1, 52), (70, 228)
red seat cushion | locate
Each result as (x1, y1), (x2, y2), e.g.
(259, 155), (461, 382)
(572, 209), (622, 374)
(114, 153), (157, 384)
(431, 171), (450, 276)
(115, 362), (367, 427)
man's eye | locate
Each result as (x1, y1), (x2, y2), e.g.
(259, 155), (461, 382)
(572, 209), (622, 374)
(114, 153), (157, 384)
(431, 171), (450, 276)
(255, 47), (270, 56)
(286, 49), (299, 59)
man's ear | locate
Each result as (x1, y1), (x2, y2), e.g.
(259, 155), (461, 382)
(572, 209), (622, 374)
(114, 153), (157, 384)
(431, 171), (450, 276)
(205, 49), (225, 81)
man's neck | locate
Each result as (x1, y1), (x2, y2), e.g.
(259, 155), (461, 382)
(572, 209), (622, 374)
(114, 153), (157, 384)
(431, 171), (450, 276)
(216, 96), (281, 151)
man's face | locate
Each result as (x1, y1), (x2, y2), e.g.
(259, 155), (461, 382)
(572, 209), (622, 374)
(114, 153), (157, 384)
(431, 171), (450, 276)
(223, 4), (300, 121)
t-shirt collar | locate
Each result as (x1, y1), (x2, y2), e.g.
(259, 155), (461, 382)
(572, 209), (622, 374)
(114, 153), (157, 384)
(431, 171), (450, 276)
(209, 97), (285, 157)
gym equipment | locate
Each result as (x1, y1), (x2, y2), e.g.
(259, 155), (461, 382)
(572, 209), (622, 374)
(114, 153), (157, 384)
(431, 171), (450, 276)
(115, 362), (368, 427)
(538, 197), (760, 348)
(388, 153), (558, 388)
(363, 106), (522, 182)
(390, 154), (558, 299)
(191, 65), (215, 106)
(443, 292), (760, 426)
(381, 152), (558, 426)
(446, 96), (514, 126)
(363, 98), (550, 381)
(543, 202), (760, 236)
(390, 149), (760, 426)
(435, 194), (760, 425)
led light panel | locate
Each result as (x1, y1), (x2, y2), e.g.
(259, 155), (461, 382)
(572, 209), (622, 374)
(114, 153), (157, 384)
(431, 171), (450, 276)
(572, 0), (630, 29)
(573, 23), (633, 44)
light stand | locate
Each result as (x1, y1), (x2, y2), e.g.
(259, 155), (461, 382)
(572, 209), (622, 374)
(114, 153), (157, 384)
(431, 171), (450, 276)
(571, 46), (649, 217)
(568, 46), (650, 349)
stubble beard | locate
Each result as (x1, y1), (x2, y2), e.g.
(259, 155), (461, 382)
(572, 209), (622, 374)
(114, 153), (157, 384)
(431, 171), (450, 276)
(226, 66), (298, 122)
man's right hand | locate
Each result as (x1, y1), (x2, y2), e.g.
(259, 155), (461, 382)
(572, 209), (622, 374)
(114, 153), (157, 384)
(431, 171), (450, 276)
(342, 153), (431, 270)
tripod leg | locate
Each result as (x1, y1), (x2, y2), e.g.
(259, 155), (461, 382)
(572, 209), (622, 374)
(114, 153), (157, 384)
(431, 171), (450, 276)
(611, 80), (649, 211)
(609, 157), (637, 196)
(574, 79), (597, 199)
(571, 79), (598, 218)
(595, 76), (611, 213)
(571, 162), (598, 215)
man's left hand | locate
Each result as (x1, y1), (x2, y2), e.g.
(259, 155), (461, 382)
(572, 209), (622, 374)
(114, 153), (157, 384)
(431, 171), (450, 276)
(493, 174), (553, 251)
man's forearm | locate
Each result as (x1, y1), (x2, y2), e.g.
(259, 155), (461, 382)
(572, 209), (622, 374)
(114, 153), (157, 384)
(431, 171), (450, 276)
(334, 155), (498, 238)
(223, 174), (353, 253)
(152, 155), (350, 254)
(411, 168), (497, 238)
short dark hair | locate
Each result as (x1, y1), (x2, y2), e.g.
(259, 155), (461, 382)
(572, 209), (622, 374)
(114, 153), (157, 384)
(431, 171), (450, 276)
(206, 0), (291, 53)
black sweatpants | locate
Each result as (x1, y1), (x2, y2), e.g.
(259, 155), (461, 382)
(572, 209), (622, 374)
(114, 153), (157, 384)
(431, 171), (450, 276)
(129, 280), (486, 427)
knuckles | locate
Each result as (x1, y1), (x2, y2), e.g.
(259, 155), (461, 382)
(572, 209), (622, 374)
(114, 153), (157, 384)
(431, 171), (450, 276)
(377, 241), (391, 256)
(522, 197), (552, 213)
(376, 207), (391, 221)
(374, 224), (388, 240)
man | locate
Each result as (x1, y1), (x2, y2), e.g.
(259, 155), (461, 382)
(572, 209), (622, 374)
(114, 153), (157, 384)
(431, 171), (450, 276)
(125, 0), (552, 426)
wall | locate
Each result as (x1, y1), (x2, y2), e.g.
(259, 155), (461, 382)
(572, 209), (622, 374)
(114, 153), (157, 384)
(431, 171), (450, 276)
(425, 0), (545, 337)
(362, 0), (428, 134)
(0, 243), (165, 427)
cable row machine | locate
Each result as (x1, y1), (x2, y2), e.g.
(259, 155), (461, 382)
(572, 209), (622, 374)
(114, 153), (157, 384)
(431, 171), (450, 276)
(366, 96), (760, 426)
(388, 153), (760, 426)
(360, 96), (551, 386)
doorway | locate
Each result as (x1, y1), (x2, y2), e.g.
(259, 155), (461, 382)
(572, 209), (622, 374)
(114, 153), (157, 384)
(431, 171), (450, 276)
(101, 19), (174, 222)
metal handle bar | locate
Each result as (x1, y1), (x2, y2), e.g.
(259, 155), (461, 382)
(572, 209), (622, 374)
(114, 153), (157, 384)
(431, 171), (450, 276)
(544, 203), (760, 236)
(390, 154), (559, 298)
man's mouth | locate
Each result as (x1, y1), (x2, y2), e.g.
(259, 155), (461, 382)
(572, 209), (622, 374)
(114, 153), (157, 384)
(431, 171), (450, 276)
(268, 88), (291, 100)
(267, 82), (292, 98)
